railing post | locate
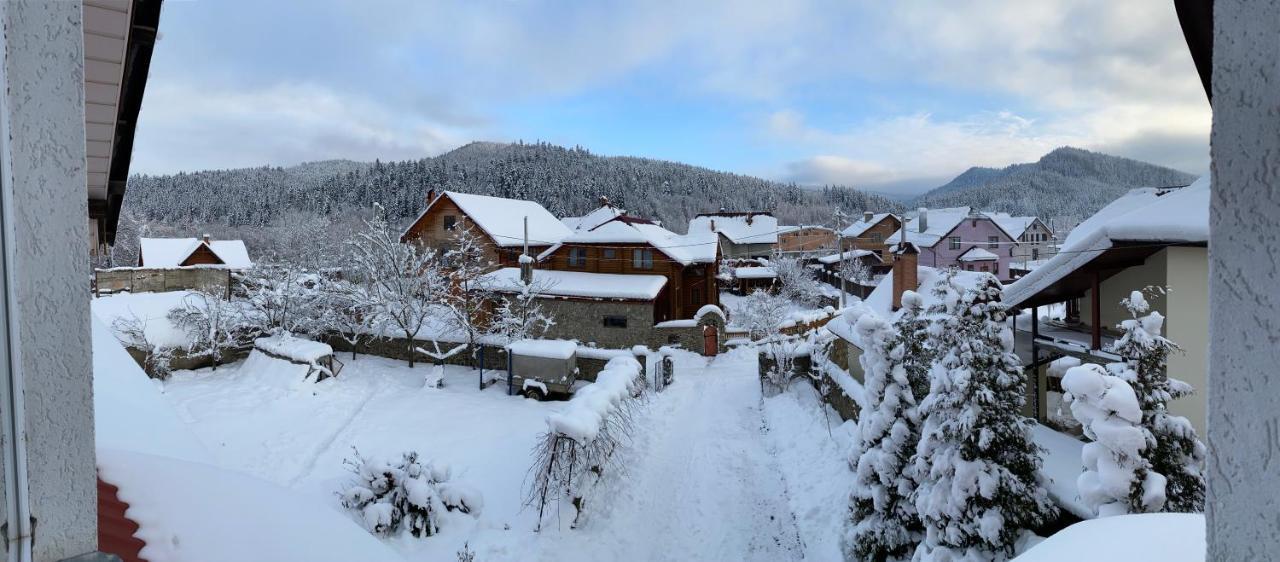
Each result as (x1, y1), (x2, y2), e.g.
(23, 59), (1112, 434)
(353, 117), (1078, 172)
(1090, 270), (1102, 350)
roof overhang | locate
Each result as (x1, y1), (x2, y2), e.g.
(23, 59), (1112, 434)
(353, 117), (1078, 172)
(85, 0), (163, 246)
(1007, 241), (1205, 310)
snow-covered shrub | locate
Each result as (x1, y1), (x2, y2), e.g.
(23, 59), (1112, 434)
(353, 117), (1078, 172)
(487, 277), (556, 346)
(1062, 363), (1165, 517)
(910, 274), (1056, 561)
(241, 264), (327, 338)
(168, 290), (255, 371)
(844, 290), (930, 561)
(525, 356), (645, 529)
(110, 312), (176, 379)
(772, 252), (824, 307)
(1106, 290), (1206, 513)
(339, 449), (482, 538)
(735, 289), (790, 341)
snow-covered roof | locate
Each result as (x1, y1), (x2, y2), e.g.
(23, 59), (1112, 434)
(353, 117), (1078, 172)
(1013, 513), (1204, 562)
(989, 213), (1044, 239)
(884, 207), (973, 248)
(687, 212), (779, 245)
(255, 335), (333, 363)
(406, 191), (572, 248)
(816, 249), (880, 265)
(1004, 176), (1209, 308)
(562, 204), (624, 232)
(840, 213), (898, 238)
(541, 216), (718, 265)
(957, 247), (999, 261)
(733, 267), (777, 279)
(481, 267), (669, 300)
(777, 224), (834, 235)
(507, 339), (577, 359)
(138, 237), (253, 269)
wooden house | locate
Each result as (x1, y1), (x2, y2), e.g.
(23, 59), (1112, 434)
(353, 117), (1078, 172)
(840, 212), (902, 258)
(137, 236), (252, 269)
(777, 225), (837, 253)
(687, 211), (778, 258)
(400, 190), (571, 267)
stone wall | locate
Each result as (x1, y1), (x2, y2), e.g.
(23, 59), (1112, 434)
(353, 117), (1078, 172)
(95, 267), (234, 296)
(538, 298), (656, 349)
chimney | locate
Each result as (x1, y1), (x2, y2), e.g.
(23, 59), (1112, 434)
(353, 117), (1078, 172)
(746, 214), (754, 226)
(709, 219), (716, 231)
(599, 195), (611, 208)
(863, 211), (873, 223)
(426, 188), (436, 204)
(917, 207), (928, 233)
(891, 241), (919, 311)
(202, 233), (211, 245)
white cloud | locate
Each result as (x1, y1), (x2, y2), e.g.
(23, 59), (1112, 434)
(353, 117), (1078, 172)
(132, 82), (484, 173)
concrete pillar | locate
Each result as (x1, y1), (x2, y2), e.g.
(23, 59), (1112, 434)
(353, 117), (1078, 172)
(1208, 1), (1280, 558)
(0, 1), (98, 560)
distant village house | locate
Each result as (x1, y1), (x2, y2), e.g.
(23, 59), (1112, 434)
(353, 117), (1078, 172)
(400, 190), (572, 267)
(687, 211), (778, 258)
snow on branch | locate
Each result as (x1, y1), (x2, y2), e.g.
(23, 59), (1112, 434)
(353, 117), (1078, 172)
(525, 356), (645, 530)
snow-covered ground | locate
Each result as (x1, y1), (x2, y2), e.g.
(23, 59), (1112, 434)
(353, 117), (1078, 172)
(148, 335), (849, 561)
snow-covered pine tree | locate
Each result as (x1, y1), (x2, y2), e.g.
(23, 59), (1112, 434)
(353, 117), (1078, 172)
(911, 274), (1056, 561)
(1061, 363), (1164, 516)
(1107, 290), (1206, 513)
(844, 290), (931, 561)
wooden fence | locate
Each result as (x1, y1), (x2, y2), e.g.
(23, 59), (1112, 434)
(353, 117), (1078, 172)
(94, 267), (234, 297)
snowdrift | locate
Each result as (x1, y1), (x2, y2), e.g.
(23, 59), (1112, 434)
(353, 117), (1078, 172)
(1013, 513), (1204, 562)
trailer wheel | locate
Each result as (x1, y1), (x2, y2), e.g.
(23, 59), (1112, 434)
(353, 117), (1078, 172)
(522, 387), (546, 401)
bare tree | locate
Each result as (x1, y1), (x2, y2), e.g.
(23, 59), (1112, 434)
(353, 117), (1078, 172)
(346, 204), (447, 368)
(168, 291), (254, 371)
(439, 224), (497, 366)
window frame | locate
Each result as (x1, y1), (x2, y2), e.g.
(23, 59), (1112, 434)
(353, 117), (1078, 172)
(949, 236), (961, 250)
(568, 247), (588, 268)
(632, 248), (654, 269)
(443, 215), (457, 231)
(988, 235), (999, 249)
(602, 315), (628, 328)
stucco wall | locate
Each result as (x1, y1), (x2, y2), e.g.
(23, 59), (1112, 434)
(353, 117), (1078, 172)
(1165, 246), (1208, 437)
(1080, 248), (1169, 331)
(0, 1), (98, 558)
(1208, 2), (1280, 557)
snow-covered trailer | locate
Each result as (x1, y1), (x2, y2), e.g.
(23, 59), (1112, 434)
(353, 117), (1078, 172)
(506, 339), (579, 400)
(252, 335), (344, 383)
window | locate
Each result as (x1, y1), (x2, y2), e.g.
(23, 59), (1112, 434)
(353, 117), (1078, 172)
(993, 263), (1000, 275)
(870, 233), (883, 243)
(988, 236), (999, 249)
(980, 265), (989, 273)
(1032, 249), (1040, 260)
(632, 248), (653, 269)
(949, 236), (961, 250)
(568, 247), (587, 267)
(692, 288), (703, 306)
(443, 215), (457, 231)
(965, 264), (974, 271)
(603, 315), (628, 328)
(603, 248), (616, 260)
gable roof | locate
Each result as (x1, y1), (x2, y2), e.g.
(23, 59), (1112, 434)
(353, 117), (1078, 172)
(840, 213), (899, 238)
(824, 266), (989, 347)
(885, 207), (1018, 248)
(403, 191), (572, 248)
(542, 216), (719, 265)
(562, 204), (624, 232)
(687, 212), (779, 245)
(1004, 176), (1209, 308)
(957, 247), (1000, 261)
(137, 238), (253, 269)
(989, 213), (1047, 240)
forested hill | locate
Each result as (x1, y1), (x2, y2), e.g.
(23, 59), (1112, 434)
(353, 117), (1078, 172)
(911, 147), (1197, 221)
(123, 141), (897, 231)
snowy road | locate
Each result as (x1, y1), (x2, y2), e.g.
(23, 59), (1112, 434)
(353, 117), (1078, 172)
(532, 348), (806, 562)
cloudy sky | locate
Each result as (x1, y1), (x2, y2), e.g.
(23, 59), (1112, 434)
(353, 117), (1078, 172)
(132, 0), (1211, 195)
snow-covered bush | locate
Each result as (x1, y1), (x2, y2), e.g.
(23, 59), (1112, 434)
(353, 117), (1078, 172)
(1062, 363), (1165, 517)
(736, 289), (790, 341)
(910, 274), (1056, 560)
(844, 290), (930, 561)
(1106, 290), (1206, 513)
(110, 312), (176, 379)
(487, 277), (556, 346)
(168, 290), (255, 370)
(772, 252), (824, 307)
(526, 356), (645, 529)
(339, 449), (482, 538)
(241, 264), (328, 338)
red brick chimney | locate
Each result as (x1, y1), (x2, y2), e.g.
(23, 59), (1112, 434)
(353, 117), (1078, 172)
(201, 233), (211, 245)
(891, 230), (919, 311)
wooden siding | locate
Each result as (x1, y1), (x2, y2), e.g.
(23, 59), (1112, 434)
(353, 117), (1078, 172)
(778, 227), (837, 252)
(847, 215), (901, 258)
(400, 194), (547, 267)
(180, 243), (225, 266)
(541, 242), (718, 321)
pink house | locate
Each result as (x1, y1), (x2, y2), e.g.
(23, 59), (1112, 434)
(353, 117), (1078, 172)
(885, 207), (1018, 281)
